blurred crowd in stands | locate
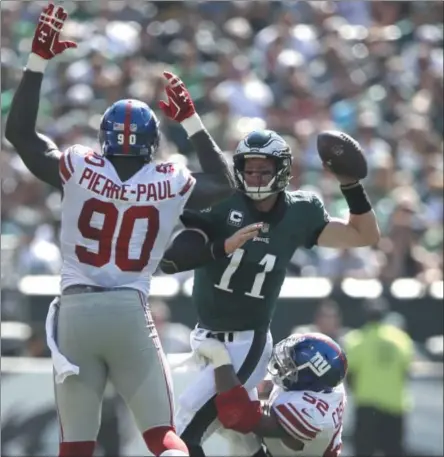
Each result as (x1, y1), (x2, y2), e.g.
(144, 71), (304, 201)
(1, 7), (442, 455)
(1, 0), (443, 286)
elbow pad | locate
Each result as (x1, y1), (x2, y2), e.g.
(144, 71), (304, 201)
(215, 385), (262, 434)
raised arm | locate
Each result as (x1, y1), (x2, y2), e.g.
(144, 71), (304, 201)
(5, 4), (77, 190)
(158, 71), (235, 209)
(310, 133), (380, 249)
(316, 179), (380, 248)
(299, 181), (380, 251)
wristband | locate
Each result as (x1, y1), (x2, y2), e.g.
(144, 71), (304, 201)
(181, 113), (204, 137)
(340, 182), (372, 215)
(25, 53), (49, 73)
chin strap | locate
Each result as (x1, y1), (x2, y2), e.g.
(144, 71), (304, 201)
(236, 168), (280, 201)
(246, 193), (273, 201)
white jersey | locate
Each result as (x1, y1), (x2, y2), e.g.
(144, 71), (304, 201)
(58, 144), (195, 297)
(264, 384), (346, 457)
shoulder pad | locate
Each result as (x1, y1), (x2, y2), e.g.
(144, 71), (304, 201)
(60, 145), (105, 185)
(287, 190), (323, 203)
(159, 161), (196, 199)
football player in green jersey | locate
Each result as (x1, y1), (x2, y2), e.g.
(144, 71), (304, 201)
(160, 130), (379, 457)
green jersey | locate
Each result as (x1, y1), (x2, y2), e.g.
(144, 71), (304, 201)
(181, 191), (330, 331)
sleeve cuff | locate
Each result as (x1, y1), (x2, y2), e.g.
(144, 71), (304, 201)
(181, 113), (205, 137)
(25, 53), (49, 73)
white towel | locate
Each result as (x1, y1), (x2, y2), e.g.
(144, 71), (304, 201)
(45, 297), (80, 384)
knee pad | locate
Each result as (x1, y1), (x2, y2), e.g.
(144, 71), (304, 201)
(143, 425), (189, 456)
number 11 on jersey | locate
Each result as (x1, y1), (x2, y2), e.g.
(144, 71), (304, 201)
(214, 248), (276, 299)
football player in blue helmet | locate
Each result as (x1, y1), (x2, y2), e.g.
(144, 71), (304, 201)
(99, 99), (160, 161)
(233, 130), (293, 202)
(268, 332), (348, 393)
(193, 333), (348, 457)
(6, 2), (236, 454)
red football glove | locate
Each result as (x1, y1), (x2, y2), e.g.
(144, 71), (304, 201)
(215, 385), (262, 434)
(158, 71), (196, 123)
(31, 3), (77, 60)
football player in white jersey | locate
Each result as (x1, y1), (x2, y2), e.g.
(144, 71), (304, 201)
(195, 333), (348, 457)
(5, 4), (234, 457)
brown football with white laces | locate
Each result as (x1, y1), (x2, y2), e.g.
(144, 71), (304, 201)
(317, 130), (368, 180)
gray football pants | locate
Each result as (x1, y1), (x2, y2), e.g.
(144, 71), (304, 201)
(53, 290), (174, 442)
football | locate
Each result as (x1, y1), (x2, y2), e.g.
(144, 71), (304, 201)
(317, 130), (368, 180)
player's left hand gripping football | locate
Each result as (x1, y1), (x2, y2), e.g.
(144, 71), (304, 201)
(28, 3), (77, 71)
(158, 72), (197, 123)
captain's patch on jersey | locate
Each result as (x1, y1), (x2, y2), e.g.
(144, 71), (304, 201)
(228, 209), (243, 227)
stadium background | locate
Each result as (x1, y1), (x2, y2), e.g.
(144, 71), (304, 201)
(1, 1), (442, 455)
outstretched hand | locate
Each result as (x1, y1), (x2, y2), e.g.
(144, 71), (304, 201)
(31, 3), (77, 60)
(158, 71), (197, 123)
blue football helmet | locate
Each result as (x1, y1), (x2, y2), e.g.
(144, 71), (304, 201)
(233, 130), (292, 200)
(99, 99), (160, 161)
(268, 333), (348, 392)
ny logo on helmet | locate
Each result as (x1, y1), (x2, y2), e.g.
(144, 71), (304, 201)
(309, 352), (332, 376)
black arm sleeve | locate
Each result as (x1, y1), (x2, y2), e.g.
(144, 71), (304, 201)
(180, 209), (219, 239)
(159, 229), (227, 274)
(185, 129), (235, 210)
(5, 70), (62, 190)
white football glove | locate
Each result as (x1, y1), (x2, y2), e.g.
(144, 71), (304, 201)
(196, 338), (232, 368)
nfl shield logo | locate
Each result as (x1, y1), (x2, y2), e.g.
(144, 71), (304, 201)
(261, 223), (269, 233)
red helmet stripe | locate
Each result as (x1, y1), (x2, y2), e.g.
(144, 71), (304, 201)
(123, 100), (132, 154)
